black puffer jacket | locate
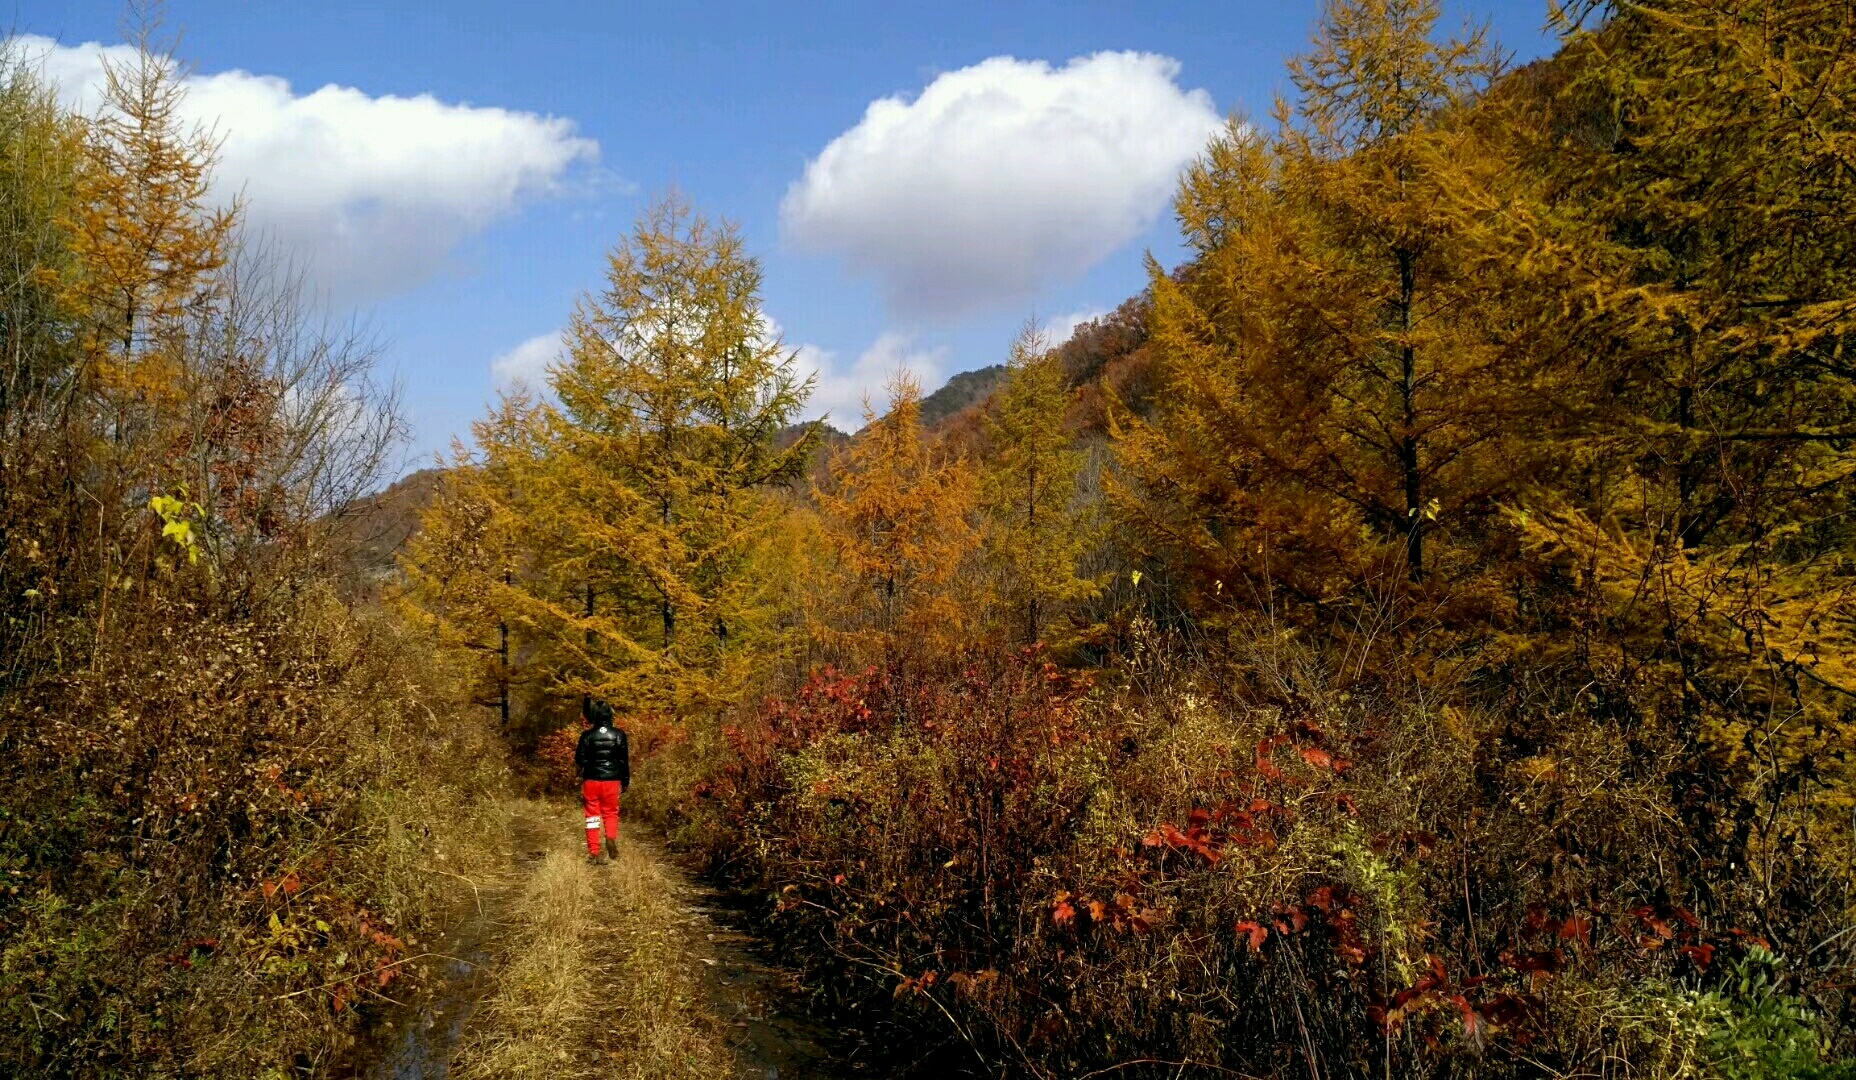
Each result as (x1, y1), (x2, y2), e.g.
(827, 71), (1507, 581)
(575, 724), (630, 787)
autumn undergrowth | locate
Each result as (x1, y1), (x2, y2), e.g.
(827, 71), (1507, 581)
(635, 626), (1856, 1079)
(0, 596), (513, 1077)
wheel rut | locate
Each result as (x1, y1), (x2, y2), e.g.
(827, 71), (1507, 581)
(631, 835), (865, 1078)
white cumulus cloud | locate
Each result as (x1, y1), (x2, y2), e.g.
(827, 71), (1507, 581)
(24, 35), (601, 305)
(1045, 308), (1108, 348)
(798, 332), (948, 429)
(491, 330), (564, 391)
(782, 52), (1220, 319)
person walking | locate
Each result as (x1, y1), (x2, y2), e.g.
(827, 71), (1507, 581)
(575, 698), (629, 864)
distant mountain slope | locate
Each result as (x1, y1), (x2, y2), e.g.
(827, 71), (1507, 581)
(919, 365), (1005, 429)
(328, 466), (443, 592)
(927, 295), (1155, 455)
(1053, 295), (1153, 432)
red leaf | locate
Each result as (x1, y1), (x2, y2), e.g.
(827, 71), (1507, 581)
(1145, 823), (1223, 864)
(1501, 949), (1563, 974)
(1558, 914), (1592, 948)
(1483, 992), (1535, 1026)
(1299, 747), (1334, 769)
(1426, 955), (1449, 987)
(832, 873), (846, 885)
(261, 880), (278, 901)
(1255, 737), (1287, 781)
(280, 872), (302, 896)
(1052, 899), (1076, 926)
(1236, 920), (1269, 952)
(1454, 995), (1486, 1041)
(1271, 903), (1309, 933)
(1680, 943), (1716, 969)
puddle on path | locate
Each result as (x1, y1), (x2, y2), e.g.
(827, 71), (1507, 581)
(358, 896), (498, 1080)
(344, 814), (552, 1080)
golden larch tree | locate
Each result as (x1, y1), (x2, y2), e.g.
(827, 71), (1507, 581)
(1115, 0), (1568, 630)
(63, 33), (233, 393)
(488, 195), (817, 716)
(396, 442), (533, 731)
(978, 322), (1100, 645)
(1506, 0), (1856, 818)
(816, 371), (977, 663)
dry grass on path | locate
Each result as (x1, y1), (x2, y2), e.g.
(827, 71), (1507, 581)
(453, 801), (739, 1080)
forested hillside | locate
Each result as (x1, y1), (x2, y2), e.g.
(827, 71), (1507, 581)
(7, 0), (1856, 1077)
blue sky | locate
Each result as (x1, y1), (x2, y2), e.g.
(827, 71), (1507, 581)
(21, 1), (1560, 467)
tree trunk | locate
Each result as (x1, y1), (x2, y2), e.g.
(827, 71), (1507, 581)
(498, 570), (511, 731)
(1398, 248), (1423, 581)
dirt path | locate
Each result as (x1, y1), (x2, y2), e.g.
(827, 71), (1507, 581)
(632, 834), (859, 1078)
(356, 801), (856, 1080)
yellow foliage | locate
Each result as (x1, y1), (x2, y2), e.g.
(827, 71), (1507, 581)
(815, 371), (978, 663)
(61, 33), (232, 396)
(1114, 0), (1569, 630)
(978, 321), (1102, 646)
(427, 196), (818, 718)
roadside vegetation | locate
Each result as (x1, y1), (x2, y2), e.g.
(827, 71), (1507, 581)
(0, 29), (508, 1078)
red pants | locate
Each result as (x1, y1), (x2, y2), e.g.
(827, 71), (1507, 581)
(582, 780), (622, 855)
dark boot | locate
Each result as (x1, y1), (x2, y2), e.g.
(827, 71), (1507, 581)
(603, 835), (619, 859)
(590, 850), (608, 866)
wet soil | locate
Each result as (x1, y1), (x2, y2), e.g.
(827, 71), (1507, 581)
(357, 897), (498, 1080)
(636, 835), (868, 1078)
